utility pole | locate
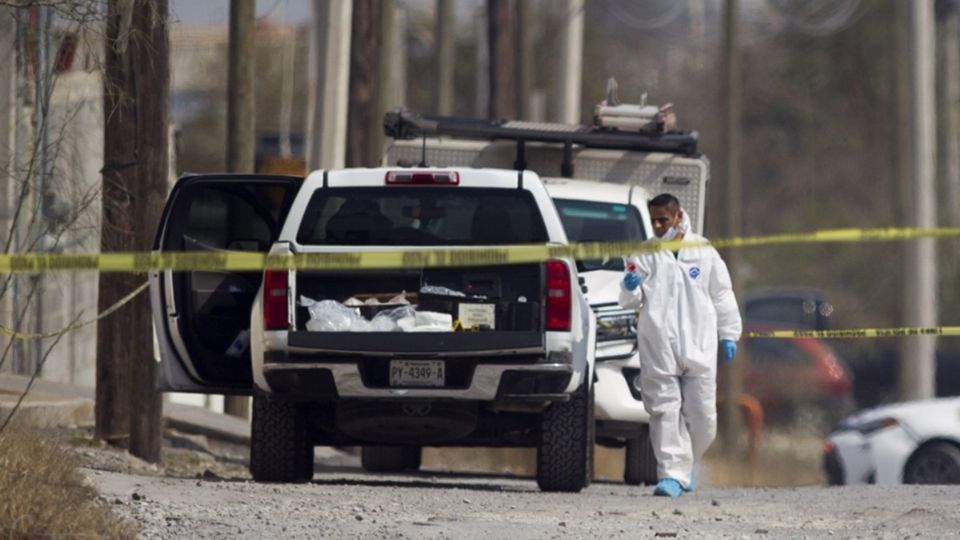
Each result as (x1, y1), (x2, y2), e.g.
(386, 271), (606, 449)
(374, 0), (397, 164)
(97, 0), (168, 462)
(435, 0), (455, 115)
(224, 0), (256, 420)
(938, 0), (960, 227)
(307, 0), (353, 170)
(0, 9), (13, 229)
(32, 5), (52, 377)
(514, 0), (533, 120)
(556, 0), (583, 124)
(487, 0), (515, 119)
(720, 0), (744, 452)
(346, 0), (380, 167)
(390, 7), (408, 111)
(474, 6), (489, 117)
(0, 8), (14, 376)
(901, 0), (938, 401)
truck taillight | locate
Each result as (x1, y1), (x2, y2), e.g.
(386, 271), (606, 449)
(545, 260), (571, 331)
(263, 270), (289, 331)
(385, 170), (459, 185)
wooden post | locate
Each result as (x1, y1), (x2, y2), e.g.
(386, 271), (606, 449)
(97, 0), (168, 462)
(346, 0), (381, 167)
(487, 0), (515, 119)
(223, 0), (256, 419)
(513, 0), (533, 120)
(435, 0), (455, 115)
(720, 0), (744, 452)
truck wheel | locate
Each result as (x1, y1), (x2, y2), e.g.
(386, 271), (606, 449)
(250, 396), (313, 483)
(537, 378), (594, 492)
(624, 424), (658, 485)
(361, 446), (422, 473)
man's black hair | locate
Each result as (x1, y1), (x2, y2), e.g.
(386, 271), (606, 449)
(648, 193), (680, 212)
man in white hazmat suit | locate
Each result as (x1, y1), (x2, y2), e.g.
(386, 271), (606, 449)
(618, 193), (742, 497)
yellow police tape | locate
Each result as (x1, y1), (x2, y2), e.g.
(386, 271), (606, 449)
(744, 326), (960, 339)
(0, 226), (959, 274)
(0, 282), (148, 340)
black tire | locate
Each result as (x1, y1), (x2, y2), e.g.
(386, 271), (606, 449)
(537, 378), (594, 493)
(361, 446), (422, 473)
(249, 396), (313, 483)
(624, 423), (658, 486)
(903, 442), (960, 484)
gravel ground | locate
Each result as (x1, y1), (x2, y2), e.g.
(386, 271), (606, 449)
(85, 465), (960, 540)
(55, 427), (960, 539)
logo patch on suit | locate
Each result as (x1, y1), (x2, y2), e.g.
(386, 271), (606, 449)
(689, 267), (701, 279)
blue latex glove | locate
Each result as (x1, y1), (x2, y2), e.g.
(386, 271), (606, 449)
(721, 340), (737, 363)
(623, 271), (642, 291)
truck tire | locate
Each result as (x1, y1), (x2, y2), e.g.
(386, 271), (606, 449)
(361, 446), (422, 473)
(249, 396), (313, 483)
(537, 378), (594, 492)
(624, 424), (658, 486)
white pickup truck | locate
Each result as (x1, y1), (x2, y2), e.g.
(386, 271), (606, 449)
(543, 177), (657, 485)
(384, 109), (709, 486)
(149, 168), (596, 492)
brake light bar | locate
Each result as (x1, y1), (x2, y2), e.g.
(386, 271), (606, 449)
(545, 260), (572, 331)
(385, 170), (459, 185)
(263, 270), (289, 331)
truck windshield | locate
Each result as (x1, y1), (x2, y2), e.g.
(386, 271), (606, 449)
(553, 198), (646, 271)
(296, 187), (548, 246)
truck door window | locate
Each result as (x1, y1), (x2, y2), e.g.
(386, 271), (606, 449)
(553, 198), (646, 270)
(178, 184), (288, 251)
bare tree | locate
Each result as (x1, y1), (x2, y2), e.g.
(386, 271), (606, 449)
(0, 1), (150, 445)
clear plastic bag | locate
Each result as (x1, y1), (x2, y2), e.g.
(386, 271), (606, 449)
(370, 305), (416, 332)
(301, 296), (418, 332)
(300, 296), (362, 332)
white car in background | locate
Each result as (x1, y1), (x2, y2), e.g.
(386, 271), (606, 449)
(824, 397), (960, 485)
(544, 177), (659, 485)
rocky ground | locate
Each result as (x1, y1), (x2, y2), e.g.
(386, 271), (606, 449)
(55, 427), (960, 540)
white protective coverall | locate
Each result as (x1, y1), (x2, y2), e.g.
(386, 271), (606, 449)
(618, 231), (742, 487)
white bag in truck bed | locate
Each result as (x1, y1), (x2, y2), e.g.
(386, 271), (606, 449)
(384, 138), (709, 233)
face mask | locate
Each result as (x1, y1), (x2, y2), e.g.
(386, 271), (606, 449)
(661, 226), (679, 241)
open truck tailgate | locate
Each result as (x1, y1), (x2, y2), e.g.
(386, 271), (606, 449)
(287, 331), (544, 356)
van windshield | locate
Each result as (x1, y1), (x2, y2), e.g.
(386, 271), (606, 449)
(553, 198), (647, 271)
(296, 187), (548, 246)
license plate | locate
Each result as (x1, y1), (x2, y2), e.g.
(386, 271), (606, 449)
(389, 360), (445, 387)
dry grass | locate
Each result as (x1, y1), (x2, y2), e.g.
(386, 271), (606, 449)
(0, 426), (137, 539)
(703, 430), (827, 487)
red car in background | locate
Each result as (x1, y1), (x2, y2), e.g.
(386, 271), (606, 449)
(740, 289), (854, 431)
(742, 327), (854, 430)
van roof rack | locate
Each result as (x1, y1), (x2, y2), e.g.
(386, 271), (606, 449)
(383, 109), (699, 166)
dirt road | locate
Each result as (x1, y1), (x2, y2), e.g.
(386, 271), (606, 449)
(88, 467), (960, 539)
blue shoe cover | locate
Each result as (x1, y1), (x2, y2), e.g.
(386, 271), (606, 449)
(653, 478), (683, 497)
(685, 471), (696, 492)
